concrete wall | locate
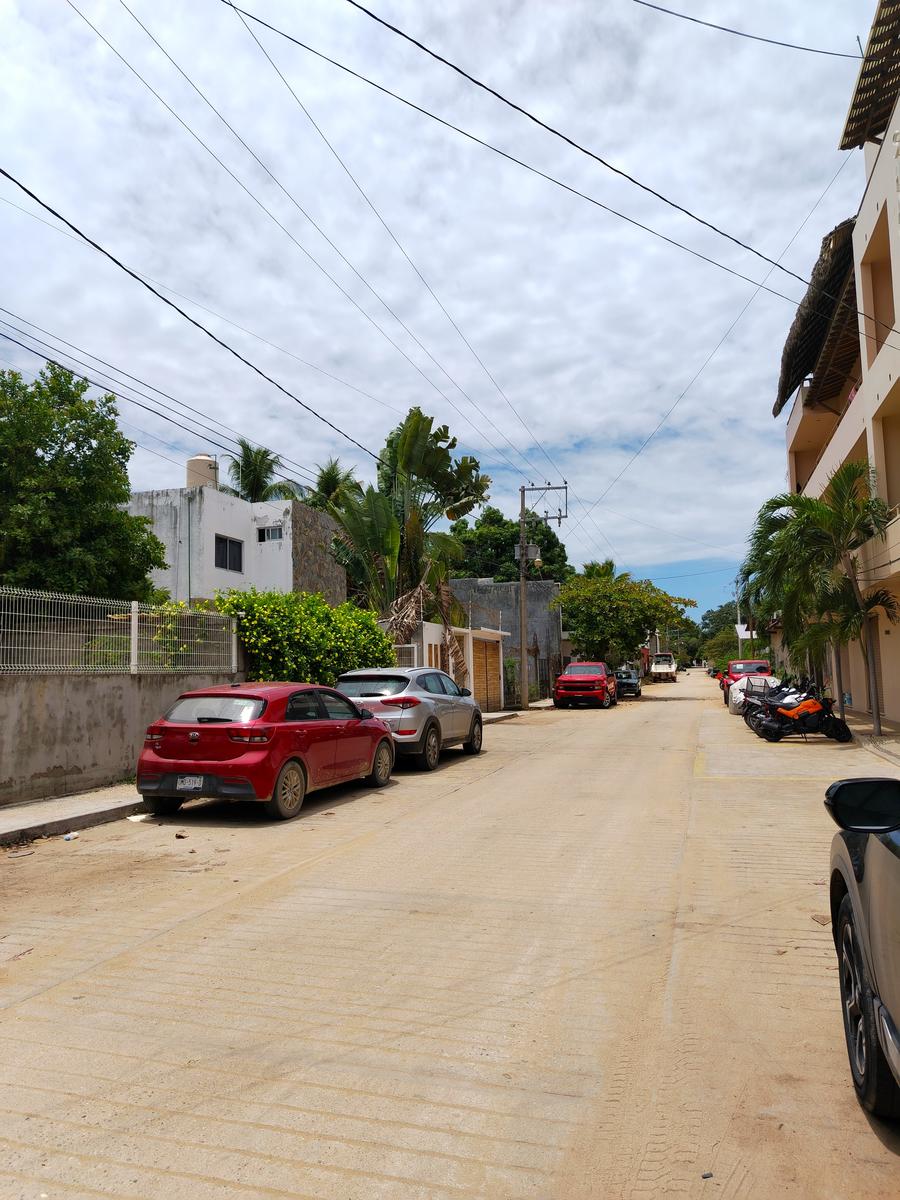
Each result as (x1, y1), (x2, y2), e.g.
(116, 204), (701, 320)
(0, 673), (236, 806)
(450, 579), (562, 700)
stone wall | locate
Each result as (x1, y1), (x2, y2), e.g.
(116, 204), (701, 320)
(291, 503), (346, 606)
(0, 672), (239, 806)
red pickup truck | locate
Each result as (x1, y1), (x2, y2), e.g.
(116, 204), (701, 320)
(720, 659), (771, 705)
(553, 662), (618, 709)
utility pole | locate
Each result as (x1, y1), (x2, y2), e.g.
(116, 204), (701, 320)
(517, 483), (568, 711)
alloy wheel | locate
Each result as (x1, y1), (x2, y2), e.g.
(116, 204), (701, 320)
(841, 921), (867, 1081)
(426, 729), (440, 768)
(374, 743), (392, 784)
(278, 765), (305, 814)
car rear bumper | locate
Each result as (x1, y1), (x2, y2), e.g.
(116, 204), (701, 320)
(138, 773), (261, 801)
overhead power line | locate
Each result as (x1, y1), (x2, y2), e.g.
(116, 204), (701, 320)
(631, 1), (862, 59)
(224, 0), (618, 570)
(338, 0), (831, 289)
(564, 151), (856, 541)
(81, 5), (532, 482)
(0, 193), (403, 416)
(224, 2), (900, 354)
(0, 165), (388, 466)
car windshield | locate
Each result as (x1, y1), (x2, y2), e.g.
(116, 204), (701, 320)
(337, 675), (410, 698)
(564, 664), (603, 675)
(731, 662), (768, 674)
(617, 670), (636, 678)
(166, 696), (265, 724)
(653, 655), (674, 664)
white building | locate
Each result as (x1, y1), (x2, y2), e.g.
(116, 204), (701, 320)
(129, 455), (346, 605)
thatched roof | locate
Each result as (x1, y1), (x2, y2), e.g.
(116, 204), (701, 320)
(773, 219), (855, 417)
(840, 1), (900, 150)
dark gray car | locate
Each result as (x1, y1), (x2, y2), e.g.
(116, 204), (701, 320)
(336, 667), (482, 771)
(615, 668), (642, 698)
(827, 777), (900, 1118)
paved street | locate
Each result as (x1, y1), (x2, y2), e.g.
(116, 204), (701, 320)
(2, 671), (900, 1198)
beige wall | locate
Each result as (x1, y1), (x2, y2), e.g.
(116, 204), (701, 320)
(0, 672), (238, 806)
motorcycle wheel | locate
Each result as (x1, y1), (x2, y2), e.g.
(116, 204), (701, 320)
(832, 718), (853, 744)
(762, 727), (784, 742)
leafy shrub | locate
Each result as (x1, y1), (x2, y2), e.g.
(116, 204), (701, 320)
(217, 589), (395, 684)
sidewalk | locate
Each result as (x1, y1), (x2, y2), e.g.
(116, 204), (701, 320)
(0, 783), (143, 847)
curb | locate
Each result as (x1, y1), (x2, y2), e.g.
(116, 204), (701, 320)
(0, 799), (145, 847)
(483, 712), (519, 725)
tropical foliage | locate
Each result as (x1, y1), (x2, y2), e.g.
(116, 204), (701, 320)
(221, 437), (304, 502)
(553, 569), (695, 664)
(450, 505), (573, 583)
(217, 589), (394, 685)
(740, 460), (896, 732)
(305, 457), (362, 512)
(0, 365), (166, 599)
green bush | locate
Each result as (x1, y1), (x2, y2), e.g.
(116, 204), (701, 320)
(217, 589), (395, 684)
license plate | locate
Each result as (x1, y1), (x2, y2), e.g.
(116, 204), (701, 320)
(176, 775), (204, 791)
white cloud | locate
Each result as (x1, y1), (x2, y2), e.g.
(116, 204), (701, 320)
(1, 0), (872, 588)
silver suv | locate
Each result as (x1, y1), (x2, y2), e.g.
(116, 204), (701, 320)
(336, 667), (483, 771)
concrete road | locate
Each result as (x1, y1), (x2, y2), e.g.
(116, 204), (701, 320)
(2, 671), (900, 1198)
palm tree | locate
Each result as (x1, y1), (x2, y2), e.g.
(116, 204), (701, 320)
(741, 460), (895, 734)
(221, 438), (304, 502)
(306, 457), (361, 511)
(582, 559), (631, 582)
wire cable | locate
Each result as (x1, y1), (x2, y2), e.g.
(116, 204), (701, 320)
(565, 152), (857, 540)
(631, 1), (861, 59)
(338, 0), (844, 287)
(0, 193), (403, 416)
(225, 0), (617, 566)
(74, 3), (528, 487)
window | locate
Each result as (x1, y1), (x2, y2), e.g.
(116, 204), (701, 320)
(214, 535), (243, 572)
(421, 673), (446, 695)
(320, 691), (358, 720)
(166, 695), (264, 723)
(257, 526), (283, 543)
(438, 674), (462, 696)
(337, 675), (409, 698)
(285, 691), (322, 721)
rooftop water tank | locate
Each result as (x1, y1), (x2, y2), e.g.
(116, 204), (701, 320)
(186, 454), (218, 490)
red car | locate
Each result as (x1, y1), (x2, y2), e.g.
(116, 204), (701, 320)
(137, 683), (394, 820)
(720, 658), (771, 706)
(553, 662), (618, 709)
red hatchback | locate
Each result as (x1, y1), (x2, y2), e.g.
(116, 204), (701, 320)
(137, 683), (394, 821)
(553, 662), (618, 709)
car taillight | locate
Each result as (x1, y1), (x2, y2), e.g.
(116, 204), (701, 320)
(144, 726), (163, 746)
(381, 697), (421, 709)
(229, 726), (273, 743)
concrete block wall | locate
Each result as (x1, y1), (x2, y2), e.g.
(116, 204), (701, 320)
(0, 672), (239, 806)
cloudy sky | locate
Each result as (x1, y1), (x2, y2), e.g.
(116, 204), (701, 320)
(1, 0), (876, 613)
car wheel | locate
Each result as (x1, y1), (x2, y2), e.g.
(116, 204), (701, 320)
(367, 740), (393, 787)
(601, 693), (612, 710)
(416, 724), (441, 771)
(145, 796), (183, 816)
(463, 716), (483, 755)
(552, 698), (567, 708)
(264, 760), (306, 820)
(837, 895), (900, 1117)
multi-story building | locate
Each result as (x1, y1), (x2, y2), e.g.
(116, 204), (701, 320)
(775, 0), (900, 721)
(128, 454), (346, 606)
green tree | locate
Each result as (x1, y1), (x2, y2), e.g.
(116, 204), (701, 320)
(582, 559), (631, 582)
(221, 437), (304, 502)
(701, 628), (740, 669)
(0, 364), (166, 599)
(305, 456), (361, 511)
(700, 600), (738, 640)
(741, 460), (896, 733)
(217, 589), (394, 684)
(450, 506), (573, 583)
(553, 574), (695, 664)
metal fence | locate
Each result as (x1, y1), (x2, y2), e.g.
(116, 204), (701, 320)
(0, 587), (237, 674)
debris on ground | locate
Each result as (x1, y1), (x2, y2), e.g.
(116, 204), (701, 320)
(175, 831), (188, 839)
(702, 1172), (714, 1180)
(6, 849), (34, 859)
(62, 832), (79, 841)
(811, 914), (830, 926)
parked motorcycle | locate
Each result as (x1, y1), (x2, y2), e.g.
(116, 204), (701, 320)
(755, 688), (852, 743)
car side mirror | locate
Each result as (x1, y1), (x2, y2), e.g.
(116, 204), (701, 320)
(460, 687), (472, 697)
(359, 708), (374, 721)
(825, 778), (900, 833)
